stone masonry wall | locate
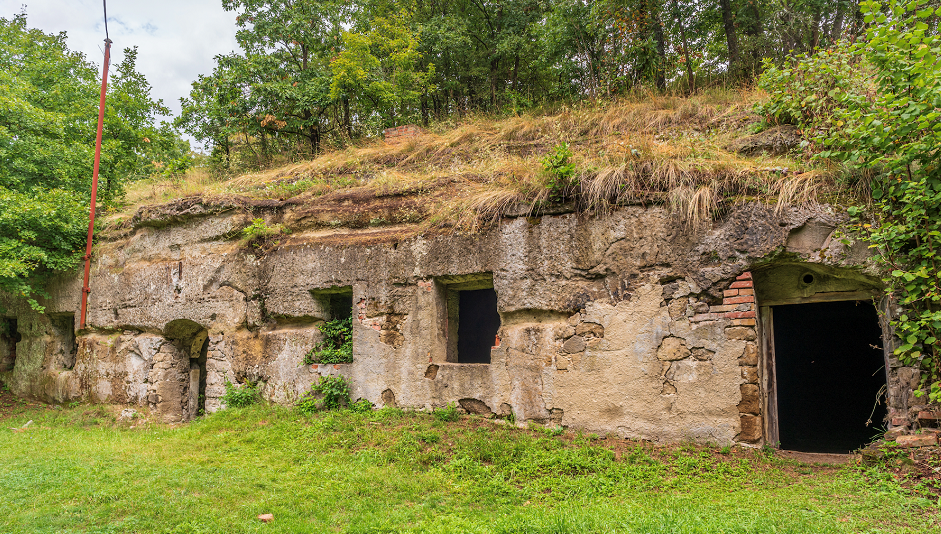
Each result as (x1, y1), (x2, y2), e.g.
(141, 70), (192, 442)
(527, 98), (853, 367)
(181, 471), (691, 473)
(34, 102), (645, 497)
(0, 203), (900, 444)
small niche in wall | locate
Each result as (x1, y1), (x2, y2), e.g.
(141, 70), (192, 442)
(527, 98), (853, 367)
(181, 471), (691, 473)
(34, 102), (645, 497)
(440, 274), (500, 364)
(310, 286), (354, 321)
(0, 318), (21, 372)
(49, 314), (77, 370)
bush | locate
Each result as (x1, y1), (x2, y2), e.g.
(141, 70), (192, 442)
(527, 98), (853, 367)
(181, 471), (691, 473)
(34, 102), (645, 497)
(541, 142), (578, 202)
(297, 375), (351, 414)
(241, 218), (288, 249)
(221, 380), (260, 409)
(350, 398), (374, 413)
(304, 317), (353, 365)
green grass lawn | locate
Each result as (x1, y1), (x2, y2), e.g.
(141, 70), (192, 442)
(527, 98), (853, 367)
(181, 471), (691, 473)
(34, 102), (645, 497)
(0, 402), (937, 534)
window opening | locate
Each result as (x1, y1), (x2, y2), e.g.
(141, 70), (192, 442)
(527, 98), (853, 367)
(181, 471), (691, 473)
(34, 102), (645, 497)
(441, 275), (500, 364)
(772, 300), (886, 453)
(0, 318), (20, 372)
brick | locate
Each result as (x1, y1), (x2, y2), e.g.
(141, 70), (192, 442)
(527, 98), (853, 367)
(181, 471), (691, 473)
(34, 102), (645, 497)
(736, 272), (753, 280)
(896, 434), (938, 448)
(709, 304), (738, 313)
(917, 411), (938, 421)
(724, 295), (755, 305)
(725, 311), (757, 319)
(729, 280), (754, 289)
(737, 288), (755, 296)
(731, 318), (757, 326)
(890, 417), (909, 427)
(690, 313), (719, 322)
(723, 289), (739, 297)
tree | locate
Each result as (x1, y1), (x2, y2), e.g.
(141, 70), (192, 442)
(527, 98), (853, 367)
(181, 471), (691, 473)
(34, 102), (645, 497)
(0, 14), (185, 310)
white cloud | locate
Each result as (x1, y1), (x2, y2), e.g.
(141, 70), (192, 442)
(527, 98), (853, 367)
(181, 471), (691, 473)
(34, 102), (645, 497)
(2, 0), (240, 126)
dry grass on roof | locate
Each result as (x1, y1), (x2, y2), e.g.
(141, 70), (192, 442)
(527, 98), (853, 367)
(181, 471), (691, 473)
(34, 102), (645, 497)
(111, 89), (854, 231)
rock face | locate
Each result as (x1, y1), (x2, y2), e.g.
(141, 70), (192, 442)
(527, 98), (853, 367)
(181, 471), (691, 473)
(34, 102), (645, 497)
(728, 125), (802, 156)
(0, 201), (904, 444)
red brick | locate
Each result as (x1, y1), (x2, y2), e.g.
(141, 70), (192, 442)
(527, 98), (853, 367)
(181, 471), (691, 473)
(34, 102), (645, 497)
(725, 311), (757, 319)
(896, 434), (938, 448)
(723, 289), (739, 297)
(731, 319), (756, 326)
(917, 411), (938, 421)
(890, 417), (909, 427)
(736, 272), (753, 280)
(710, 304), (738, 313)
(724, 295), (755, 305)
(691, 313), (719, 322)
(333, 364), (341, 369)
(737, 288), (755, 296)
(729, 280), (754, 289)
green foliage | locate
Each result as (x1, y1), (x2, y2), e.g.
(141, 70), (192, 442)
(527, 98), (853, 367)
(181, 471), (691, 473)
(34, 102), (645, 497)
(350, 398), (374, 413)
(298, 375), (352, 413)
(760, 0), (941, 401)
(304, 317), (353, 365)
(221, 380), (260, 409)
(433, 402), (460, 422)
(0, 14), (187, 309)
(240, 218), (288, 250)
(541, 142), (578, 202)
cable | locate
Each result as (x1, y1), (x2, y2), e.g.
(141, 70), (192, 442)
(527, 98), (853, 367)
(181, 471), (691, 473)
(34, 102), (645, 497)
(103, 0), (109, 41)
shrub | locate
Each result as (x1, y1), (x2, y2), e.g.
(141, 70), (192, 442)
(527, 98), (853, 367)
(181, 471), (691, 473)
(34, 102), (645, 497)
(221, 380), (260, 409)
(241, 218), (288, 249)
(297, 375), (352, 414)
(304, 317), (353, 365)
(350, 398), (374, 413)
(541, 142), (578, 202)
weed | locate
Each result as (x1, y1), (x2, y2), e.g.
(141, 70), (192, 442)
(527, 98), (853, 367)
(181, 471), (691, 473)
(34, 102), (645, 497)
(304, 317), (353, 365)
(720, 445), (732, 455)
(221, 380), (260, 409)
(298, 375), (351, 414)
(240, 218), (288, 250)
(433, 402), (460, 422)
(541, 142), (577, 202)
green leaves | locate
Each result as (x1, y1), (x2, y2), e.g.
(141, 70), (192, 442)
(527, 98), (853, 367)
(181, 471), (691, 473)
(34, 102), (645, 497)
(305, 317), (353, 365)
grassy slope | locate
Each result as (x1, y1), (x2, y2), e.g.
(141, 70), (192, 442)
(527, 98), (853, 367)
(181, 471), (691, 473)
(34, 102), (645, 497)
(109, 90), (851, 233)
(0, 402), (936, 534)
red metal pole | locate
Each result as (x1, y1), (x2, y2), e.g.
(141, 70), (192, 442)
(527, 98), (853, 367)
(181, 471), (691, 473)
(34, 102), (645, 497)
(80, 38), (112, 330)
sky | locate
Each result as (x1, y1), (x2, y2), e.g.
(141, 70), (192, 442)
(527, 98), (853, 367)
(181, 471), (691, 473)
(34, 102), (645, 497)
(2, 1), (240, 141)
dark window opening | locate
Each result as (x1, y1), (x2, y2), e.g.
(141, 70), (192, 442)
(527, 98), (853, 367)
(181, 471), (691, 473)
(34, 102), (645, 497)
(0, 318), (20, 372)
(328, 292), (353, 321)
(453, 288), (500, 364)
(773, 300), (887, 453)
(194, 336), (208, 416)
(49, 314), (77, 370)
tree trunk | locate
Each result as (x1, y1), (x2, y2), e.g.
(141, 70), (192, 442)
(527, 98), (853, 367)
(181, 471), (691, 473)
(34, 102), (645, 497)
(650, 3), (667, 91)
(719, 0), (741, 78)
(343, 96), (352, 139)
(831, 1), (846, 42)
(670, 0), (695, 94)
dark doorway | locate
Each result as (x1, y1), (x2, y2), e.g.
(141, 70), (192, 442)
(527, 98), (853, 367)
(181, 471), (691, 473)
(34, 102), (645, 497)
(773, 300), (887, 453)
(0, 318), (20, 372)
(457, 288), (500, 364)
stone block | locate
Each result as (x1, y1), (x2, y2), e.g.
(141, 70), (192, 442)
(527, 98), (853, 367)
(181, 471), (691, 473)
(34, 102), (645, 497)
(726, 327), (757, 341)
(896, 434), (938, 448)
(555, 356), (569, 370)
(692, 302), (710, 314)
(563, 336), (586, 353)
(738, 414), (762, 443)
(741, 366), (758, 384)
(657, 337), (690, 361)
(739, 343), (758, 366)
(731, 319), (757, 326)
(738, 384), (760, 415)
(575, 322), (604, 338)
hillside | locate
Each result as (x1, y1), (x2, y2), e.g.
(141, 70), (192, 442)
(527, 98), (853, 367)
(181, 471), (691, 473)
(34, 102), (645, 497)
(109, 91), (848, 237)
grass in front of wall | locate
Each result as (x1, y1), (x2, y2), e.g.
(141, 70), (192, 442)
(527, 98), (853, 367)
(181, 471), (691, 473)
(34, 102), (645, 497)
(0, 402), (937, 534)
